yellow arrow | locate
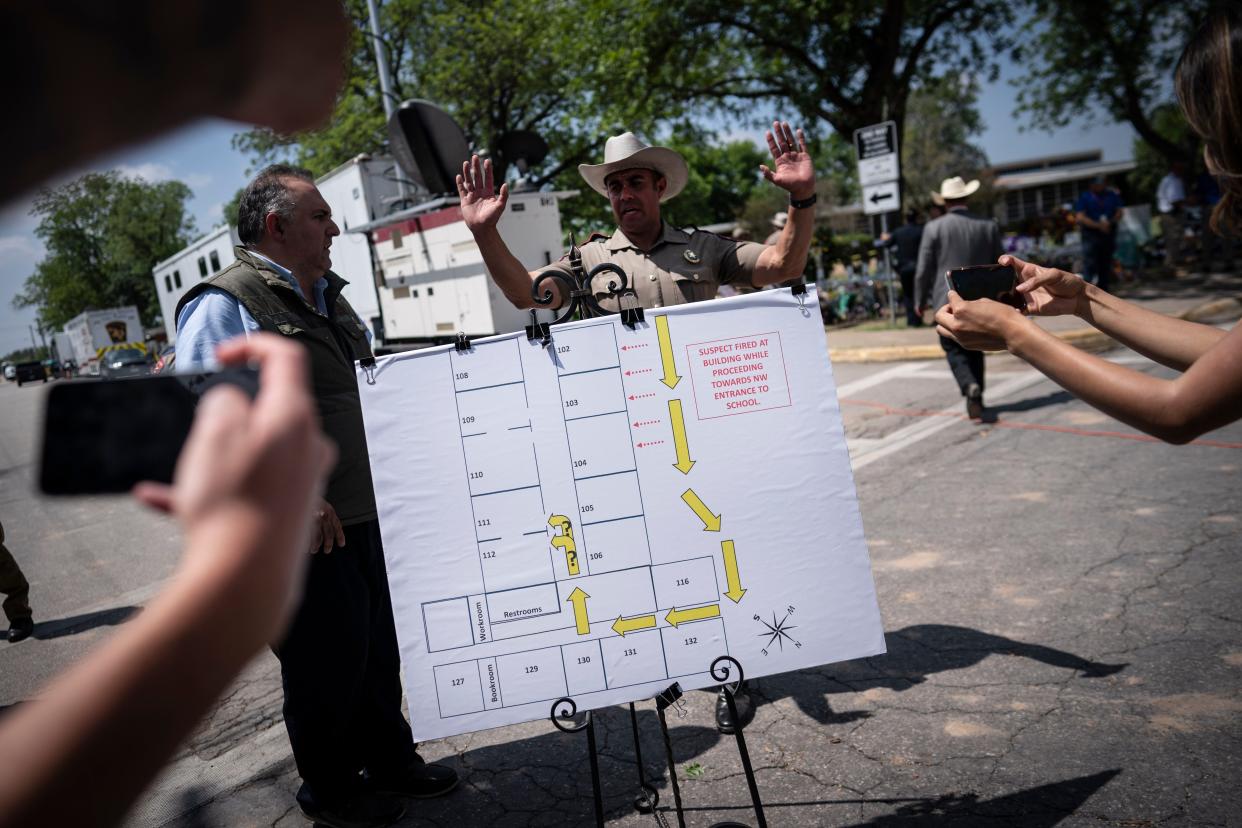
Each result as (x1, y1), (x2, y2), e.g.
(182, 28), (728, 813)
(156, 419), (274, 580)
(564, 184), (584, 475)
(681, 488), (721, 531)
(721, 540), (746, 603)
(655, 315), (681, 389)
(665, 604), (721, 627)
(567, 587), (591, 635)
(553, 535), (579, 575)
(612, 613), (657, 636)
(668, 399), (695, 474)
(548, 514), (573, 537)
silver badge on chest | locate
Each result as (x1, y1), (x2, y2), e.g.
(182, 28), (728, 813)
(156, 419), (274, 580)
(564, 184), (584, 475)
(683, 249), (701, 264)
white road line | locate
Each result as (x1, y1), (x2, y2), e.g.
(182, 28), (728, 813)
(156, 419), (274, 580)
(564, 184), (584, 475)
(835, 362), (935, 397)
(845, 349), (1159, 471)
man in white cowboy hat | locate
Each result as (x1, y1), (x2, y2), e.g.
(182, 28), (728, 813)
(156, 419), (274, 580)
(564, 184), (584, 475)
(765, 211), (788, 245)
(914, 175), (1003, 421)
(456, 121), (817, 314)
(457, 122), (815, 734)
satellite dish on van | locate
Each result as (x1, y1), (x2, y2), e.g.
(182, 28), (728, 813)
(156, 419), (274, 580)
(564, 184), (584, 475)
(496, 131), (549, 175)
(388, 100), (471, 195)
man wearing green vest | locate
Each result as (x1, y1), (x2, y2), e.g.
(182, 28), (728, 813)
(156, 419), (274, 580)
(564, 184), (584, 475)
(176, 166), (457, 828)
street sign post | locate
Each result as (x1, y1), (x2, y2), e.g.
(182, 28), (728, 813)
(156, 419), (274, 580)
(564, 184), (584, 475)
(853, 121), (901, 321)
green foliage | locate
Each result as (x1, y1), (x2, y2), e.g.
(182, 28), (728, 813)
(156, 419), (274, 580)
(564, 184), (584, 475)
(903, 74), (991, 210)
(222, 187), (244, 228)
(1011, 0), (1212, 164)
(2, 346), (46, 364)
(1131, 103), (1198, 200)
(12, 172), (197, 329)
(659, 0), (1014, 139)
(233, 0), (688, 188)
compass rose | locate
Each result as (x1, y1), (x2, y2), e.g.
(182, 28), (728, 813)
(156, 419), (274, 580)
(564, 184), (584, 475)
(755, 606), (801, 655)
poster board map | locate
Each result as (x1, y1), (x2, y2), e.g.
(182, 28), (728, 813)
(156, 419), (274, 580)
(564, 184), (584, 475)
(358, 289), (885, 742)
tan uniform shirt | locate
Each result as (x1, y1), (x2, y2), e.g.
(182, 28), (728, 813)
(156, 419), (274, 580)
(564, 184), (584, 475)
(537, 223), (765, 311)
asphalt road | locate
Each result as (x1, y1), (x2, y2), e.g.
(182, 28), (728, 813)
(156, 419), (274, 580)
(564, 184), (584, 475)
(0, 343), (1239, 827)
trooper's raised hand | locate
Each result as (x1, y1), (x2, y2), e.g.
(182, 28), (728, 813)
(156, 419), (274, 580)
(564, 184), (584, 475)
(760, 121), (816, 200)
(457, 155), (509, 233)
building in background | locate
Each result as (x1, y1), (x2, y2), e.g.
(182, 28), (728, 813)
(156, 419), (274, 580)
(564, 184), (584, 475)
(153, 155), (404, 344)
(991, 150), (1136, 226)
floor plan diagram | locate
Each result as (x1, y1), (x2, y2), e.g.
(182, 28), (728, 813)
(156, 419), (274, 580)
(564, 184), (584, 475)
(359, 290), (884, 741)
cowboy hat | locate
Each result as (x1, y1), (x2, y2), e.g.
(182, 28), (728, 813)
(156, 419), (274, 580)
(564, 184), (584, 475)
(770, 211), (788, 228)
(578, 133), (689, 202)
(935, 176), (980, 201)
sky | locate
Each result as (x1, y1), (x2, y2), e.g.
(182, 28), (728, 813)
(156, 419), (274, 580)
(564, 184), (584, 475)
(0, 62), (1138, 357)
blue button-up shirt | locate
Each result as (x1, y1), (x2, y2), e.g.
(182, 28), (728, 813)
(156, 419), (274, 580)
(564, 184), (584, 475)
(175, 250), (367, 371)
(1074, 189), (1122, 233)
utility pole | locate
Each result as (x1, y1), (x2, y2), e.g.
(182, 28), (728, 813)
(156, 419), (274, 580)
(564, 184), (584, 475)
(366, 0), (410, 205)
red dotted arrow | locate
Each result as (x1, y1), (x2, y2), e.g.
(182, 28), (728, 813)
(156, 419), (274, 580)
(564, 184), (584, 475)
(624, 368), (653, 376)
(635, 440), (666, 449)
(620, 343), (650, 351)
(628, 392), (657, 401)
(633, 419), (661, 428)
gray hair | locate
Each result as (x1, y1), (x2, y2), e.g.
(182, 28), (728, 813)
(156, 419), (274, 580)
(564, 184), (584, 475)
(237, 164), (315, 246)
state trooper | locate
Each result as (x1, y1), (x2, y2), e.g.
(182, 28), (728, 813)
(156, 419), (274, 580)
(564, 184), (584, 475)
(456, 121), (818, 733)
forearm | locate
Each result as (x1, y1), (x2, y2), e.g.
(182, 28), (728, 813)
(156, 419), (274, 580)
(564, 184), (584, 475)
(0, 509), (275, 827)
(472, 227), (553, 309)
(1077, 283), (1227, 371)
(1006, 318), (1232, 443)
(753, 201), (814, 285)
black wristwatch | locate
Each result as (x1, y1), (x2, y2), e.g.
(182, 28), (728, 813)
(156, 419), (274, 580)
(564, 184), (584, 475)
(789, 193), (817, 209)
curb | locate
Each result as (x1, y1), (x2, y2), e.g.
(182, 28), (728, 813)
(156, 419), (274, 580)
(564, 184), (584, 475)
(828, 296), (1241, 364)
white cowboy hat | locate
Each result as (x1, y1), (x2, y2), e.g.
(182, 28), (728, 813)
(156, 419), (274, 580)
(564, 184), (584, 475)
(936, 176), (981, 200)
(771, 211), (788, 228)
(578, 132), (689, 203)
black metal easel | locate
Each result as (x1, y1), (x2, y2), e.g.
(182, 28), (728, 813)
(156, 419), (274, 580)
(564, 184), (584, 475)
(551, 655), (767, 827)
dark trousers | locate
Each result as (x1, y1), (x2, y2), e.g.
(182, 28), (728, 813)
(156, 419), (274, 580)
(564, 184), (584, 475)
(1082, 232), (1114, 292)
(898, 267), (920, 326)
(940, 335), (984, 396)
(274, 519), (418, 808)
(0, 522), (32, 624)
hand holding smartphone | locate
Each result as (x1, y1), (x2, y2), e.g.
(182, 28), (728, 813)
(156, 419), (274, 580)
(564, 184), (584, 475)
(945, 264), (1025, 311)
(39, 368), (260, 495)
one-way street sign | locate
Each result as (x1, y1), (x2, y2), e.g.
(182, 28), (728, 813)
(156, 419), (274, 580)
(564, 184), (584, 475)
(853, 121), (899, 189)
(862, 181), (900, 216)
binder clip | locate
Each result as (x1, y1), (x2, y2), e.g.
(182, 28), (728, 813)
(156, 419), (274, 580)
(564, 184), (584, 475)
(655, 682), (687, 719)
(790, 280), (810, 313)
(454, 332), (472, 352)
(618, 292), (645, 329)
(525, 310), (551, 346)
(359, 356), (377, 386)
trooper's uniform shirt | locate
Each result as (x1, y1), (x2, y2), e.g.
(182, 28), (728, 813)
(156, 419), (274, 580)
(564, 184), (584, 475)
(537, 222), (765, 311)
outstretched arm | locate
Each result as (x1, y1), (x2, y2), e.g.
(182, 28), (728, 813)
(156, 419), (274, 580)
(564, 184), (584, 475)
(935, 292), (1242, 444)
(1003, 255), (1226, 371)
(0, 334), (334, 827)
(753, 122), (817, 286)
(457, 155), (564, 309)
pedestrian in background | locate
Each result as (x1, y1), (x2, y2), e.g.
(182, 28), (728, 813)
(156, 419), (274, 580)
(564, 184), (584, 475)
(1157, 160), (1189, 272)
(1074, 175), (1122, 292)
(883, 208), (924, 326)
(915, 177), (1004, 420)
(936, 6), (1242, 445)
(0, 521), (33, 643)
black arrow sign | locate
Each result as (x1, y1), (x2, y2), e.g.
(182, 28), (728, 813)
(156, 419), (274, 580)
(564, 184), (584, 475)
(869, 190), (895, 204)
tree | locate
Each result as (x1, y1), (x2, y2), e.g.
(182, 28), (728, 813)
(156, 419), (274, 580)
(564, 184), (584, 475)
(13, 172), (197, 329)
(902, 73), (991, 210)
(1011, 0), (1212, 166)
(234, 0), (686, 191)
(657, 0), (1014, 168)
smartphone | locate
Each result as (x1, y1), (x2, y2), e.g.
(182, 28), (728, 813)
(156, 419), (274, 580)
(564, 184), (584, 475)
(39, 368), (259, 495)
(945, 264), (1024, 310)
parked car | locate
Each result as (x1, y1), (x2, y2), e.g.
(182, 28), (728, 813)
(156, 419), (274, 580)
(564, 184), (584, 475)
(14, 361), (47, 386)
(2, 363), (14, 382)
(98, 347), (151, 379)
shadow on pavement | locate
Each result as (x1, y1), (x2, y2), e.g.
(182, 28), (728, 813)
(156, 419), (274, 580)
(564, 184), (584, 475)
(758, 624), (1126, 725)
(658, 769), (1121, 826)
(987, 390), (1076, 416)
(32, 605), (140, 641)
(840, 769), (1122, 826)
